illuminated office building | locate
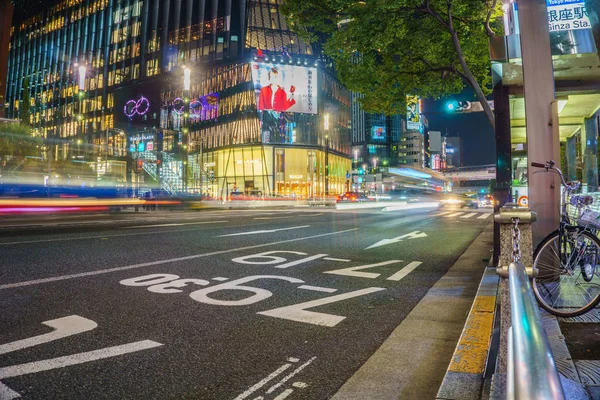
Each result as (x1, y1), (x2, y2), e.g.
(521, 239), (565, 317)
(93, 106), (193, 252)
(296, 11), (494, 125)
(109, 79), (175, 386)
(4, 0), (352, 197)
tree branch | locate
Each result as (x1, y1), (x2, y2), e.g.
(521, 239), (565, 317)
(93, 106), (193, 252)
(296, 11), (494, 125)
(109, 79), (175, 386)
(421, 0), (450, 30)
(485, 0), (498, 37)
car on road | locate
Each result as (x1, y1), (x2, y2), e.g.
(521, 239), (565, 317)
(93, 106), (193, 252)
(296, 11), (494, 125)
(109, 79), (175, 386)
(336, 191), (369, 203)
(439, 194), (479, 209)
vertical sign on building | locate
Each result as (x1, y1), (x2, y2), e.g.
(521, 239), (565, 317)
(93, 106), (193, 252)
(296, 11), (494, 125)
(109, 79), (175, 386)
(406, 96), (421, 131)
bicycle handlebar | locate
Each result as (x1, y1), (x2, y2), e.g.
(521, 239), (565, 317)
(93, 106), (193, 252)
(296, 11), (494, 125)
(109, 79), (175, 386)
(531, 160), (573, 189)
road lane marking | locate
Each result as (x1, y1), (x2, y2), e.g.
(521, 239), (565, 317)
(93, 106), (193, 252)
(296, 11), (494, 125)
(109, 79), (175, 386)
(460, 213), (478, 219)
(297, 285), (338, 293)
(477, 213), (492, 219)
(365, 231), (427, 250)
(218, 225), (310, 237)
(273, 389), (294, 399)
(233, 363), (293, 400)
(266, 357), (317, 394)
(324, 260), (403, 279)
(0, 316), (97, 355)
(444, 212), (464, 217)
(0, 228), (359, 290)
(323, 257), (351, 262)
(122, 221), (228, 229)
(292, 382), (308, 388)
(0, 340), (163, 379)
(386, 261), (423, 281)
(254, 217), (291, 220)
(431, 211), (451, 216)
(258, 288), (385, 327)
(212, 277), (229, 281)
(0, 226), (228, 246)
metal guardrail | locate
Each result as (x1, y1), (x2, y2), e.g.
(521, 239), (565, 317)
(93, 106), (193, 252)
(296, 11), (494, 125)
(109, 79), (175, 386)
(506, 261), (565, 400)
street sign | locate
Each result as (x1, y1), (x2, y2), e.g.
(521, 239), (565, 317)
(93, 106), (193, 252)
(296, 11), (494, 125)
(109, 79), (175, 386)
(147, 142), (154, 151)
(346, 173), (350, 179)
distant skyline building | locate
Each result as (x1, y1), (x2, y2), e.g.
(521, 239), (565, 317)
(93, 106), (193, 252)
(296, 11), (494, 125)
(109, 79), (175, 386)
(445, 136), (462, 168)
(428, 130), (446, 171)
(350, 91), (402, 172)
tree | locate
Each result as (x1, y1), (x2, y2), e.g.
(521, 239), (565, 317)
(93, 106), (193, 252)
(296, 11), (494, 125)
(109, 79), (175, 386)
(0, 123), (39, 160)
(282, 0), (503, 128)
(21, 76), (31, 125)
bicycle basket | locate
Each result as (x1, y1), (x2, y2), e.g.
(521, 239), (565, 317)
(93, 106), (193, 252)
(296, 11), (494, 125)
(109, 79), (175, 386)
(566, 192), (594, 223)
(578, 209), (600, 229)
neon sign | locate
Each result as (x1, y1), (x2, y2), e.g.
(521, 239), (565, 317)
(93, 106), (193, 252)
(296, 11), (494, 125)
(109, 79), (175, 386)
(171, 93), (219, 121)
(124, 96), (150, 119)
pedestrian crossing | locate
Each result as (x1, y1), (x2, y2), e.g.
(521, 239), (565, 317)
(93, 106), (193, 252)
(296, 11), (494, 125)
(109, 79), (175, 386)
(431, 210), (492, 220)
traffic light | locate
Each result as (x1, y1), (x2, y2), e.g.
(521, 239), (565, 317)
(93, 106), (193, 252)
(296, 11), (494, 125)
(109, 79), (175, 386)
(445, 100), (471, 113)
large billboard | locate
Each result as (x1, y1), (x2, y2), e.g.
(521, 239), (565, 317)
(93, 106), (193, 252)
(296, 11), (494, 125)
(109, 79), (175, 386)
(251, 62), (317, 114)
(370, 126), (386, 141)
(406, 96), (421, 131)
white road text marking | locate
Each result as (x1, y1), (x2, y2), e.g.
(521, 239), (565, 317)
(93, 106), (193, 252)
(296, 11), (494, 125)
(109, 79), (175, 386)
(386, 261), (423, 281)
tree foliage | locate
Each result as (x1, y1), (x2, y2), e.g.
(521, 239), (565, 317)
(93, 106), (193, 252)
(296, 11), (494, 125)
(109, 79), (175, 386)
(282, 0), (503, 127)
(0, 123), (40, 160)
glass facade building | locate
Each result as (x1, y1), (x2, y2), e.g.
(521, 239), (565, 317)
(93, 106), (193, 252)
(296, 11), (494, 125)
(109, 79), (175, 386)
(5, 0), (352, 197)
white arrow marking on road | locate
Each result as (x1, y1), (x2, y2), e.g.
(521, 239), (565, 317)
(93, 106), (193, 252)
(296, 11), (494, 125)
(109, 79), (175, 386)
(0, 340), (163, 380)
(217, 226), (310, 237)
(365, 231), (428, 250)
(0, 316), (97, 355)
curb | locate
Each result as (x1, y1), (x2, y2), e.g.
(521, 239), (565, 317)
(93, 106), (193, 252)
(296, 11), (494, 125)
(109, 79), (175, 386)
(436, 265), (500, 400)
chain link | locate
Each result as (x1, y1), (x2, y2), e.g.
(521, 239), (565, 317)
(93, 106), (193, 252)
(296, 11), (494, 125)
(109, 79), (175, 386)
(511, 217), (522, 263)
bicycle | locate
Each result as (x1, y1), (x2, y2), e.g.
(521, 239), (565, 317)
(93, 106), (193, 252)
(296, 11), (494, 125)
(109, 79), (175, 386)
(531, 160), (600, 317)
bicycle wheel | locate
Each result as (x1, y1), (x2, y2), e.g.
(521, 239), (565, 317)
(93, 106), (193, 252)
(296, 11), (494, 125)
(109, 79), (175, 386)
(533, 227), (600, 317)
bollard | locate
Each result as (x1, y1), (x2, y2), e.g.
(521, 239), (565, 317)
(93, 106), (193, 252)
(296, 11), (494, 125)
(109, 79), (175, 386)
(494, 203), (536, 375)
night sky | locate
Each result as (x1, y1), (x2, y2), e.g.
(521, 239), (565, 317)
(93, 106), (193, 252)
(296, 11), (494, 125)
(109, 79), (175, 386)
(423, 90), (496, 167)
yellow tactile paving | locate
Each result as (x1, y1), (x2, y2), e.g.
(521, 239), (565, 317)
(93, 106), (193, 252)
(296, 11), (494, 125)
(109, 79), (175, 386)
(447, 294), (497, 374)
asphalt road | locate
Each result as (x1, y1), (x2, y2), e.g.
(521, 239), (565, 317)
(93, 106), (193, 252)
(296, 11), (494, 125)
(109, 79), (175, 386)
(0, 206), (492, 399)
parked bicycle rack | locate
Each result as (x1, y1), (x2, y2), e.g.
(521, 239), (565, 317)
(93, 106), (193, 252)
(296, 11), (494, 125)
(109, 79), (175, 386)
(495, 204), (565, 400)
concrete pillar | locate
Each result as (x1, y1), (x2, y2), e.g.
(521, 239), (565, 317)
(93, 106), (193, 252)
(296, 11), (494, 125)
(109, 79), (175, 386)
(582, 117), (599, 188)
(566, 134), (577, 181)
(518, 0), (560, 244)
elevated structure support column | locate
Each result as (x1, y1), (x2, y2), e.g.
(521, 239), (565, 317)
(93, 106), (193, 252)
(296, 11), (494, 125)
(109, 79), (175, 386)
(582, 116), (599, 188)
(566, 134), (577, 182)
(518, 0), (560, 244)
